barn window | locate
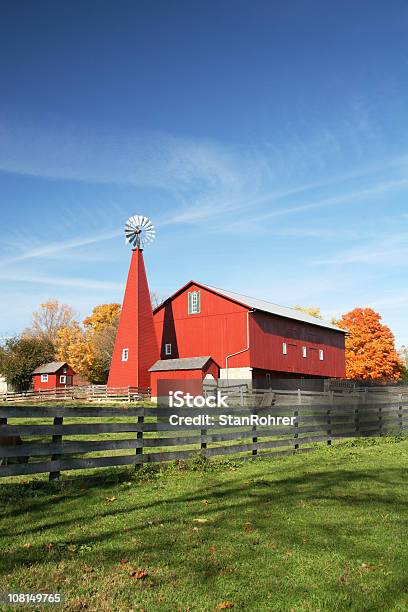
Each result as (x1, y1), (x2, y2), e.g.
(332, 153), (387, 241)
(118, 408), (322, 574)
(41, 374), (48, 382)
(165, 343), (172, 356)
(266, 373), (271, 387)
(60, 375), (66, 384)
(188, 290), (201, 314)
(282, 342), (287, 355)
(319, 349), (324, 361)
(122, 348), (129, 362)
(302, 346), (307, 358)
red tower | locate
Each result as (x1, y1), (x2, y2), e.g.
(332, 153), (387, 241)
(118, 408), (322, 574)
(108, 216), (158, 389)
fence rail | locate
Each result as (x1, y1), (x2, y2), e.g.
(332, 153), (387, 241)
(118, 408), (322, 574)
(0, 388), (407, 480)
(0, 385), (151, 403)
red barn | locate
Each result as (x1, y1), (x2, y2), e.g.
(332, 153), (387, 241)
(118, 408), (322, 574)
(153, 281), (346, 387)
(149, 356), (219, 397)
(32, 362), (75, 390)
(107, 243), (346, 392)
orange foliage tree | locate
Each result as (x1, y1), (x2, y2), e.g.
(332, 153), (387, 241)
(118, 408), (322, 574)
(55, 304), (121, 384)
(83, 303), (121, 332)
(336, 308), (403, 381)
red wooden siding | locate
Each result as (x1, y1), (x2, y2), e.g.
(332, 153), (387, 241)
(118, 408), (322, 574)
(249, 311), (345, 378)
(154, 282), (345, 379)
(108, 248), (158, 389)
(150, 359), (219, 397)
(33, 366), (75, 390)
(154, 284), (250, 370)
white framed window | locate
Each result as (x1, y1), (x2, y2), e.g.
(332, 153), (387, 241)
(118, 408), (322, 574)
(122, 348), (129, 362)
(282, 342), (287, 355)
(188, 290), (201, 314)
(165, 343), (172, 356)
(302, 346), (307, 358)
(41, 374), (48, 382)
(60, 375), (66, 384)
(319, 349), (324, 361)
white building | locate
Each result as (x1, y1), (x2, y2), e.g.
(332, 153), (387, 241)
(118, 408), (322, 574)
(0, 375), (8, 394)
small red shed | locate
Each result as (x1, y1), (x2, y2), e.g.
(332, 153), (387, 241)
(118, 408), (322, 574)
(32, 361), (75, 391)
(149, 356), (219, 398)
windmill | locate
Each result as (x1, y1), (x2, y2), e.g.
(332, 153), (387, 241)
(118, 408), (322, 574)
(124, 215), (156, 250)
(107, 215), (159, 389)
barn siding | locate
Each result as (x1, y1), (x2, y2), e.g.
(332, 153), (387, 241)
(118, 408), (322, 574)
(154, 284), (250, 370)
(153, 282), (345, 380)
(33, 366), (75, 390)
(250, 311), (345, 377)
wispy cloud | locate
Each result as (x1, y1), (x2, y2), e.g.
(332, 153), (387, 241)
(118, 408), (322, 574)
(0, 116), (241, 194)
(0, 229), (122, 266)
(218, 177), (408, 235)
(0, 272), (122, 291)
(312, 231), (408, 266)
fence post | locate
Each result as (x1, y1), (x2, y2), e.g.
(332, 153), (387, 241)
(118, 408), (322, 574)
(252, 413), (257, 456)
(379, 404), (383, 437)
(398, 393), (403, 433)
(49, 416), (63, 481)
(327, 391), (333, 446)
(0, 417), (7, 465)
(135, 411), (144, 467)
(294, 390), (301, 451)
(201, 427), (207, 453)
(355, 398), (360, 437)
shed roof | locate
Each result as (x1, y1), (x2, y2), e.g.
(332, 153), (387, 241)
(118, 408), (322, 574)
(149, 356), (213, 372)
(32, 361), (68, 375)
(154, 280), (345, 333)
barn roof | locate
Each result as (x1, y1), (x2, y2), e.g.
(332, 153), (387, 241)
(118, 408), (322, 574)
(149, 356), (213, 372)
(154, 281), (346, 333)
(32, 361), (68, 375)
(204, 284), (345, 332)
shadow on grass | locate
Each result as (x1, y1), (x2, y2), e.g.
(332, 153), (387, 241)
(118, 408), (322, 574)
(0, 449), (407, 609)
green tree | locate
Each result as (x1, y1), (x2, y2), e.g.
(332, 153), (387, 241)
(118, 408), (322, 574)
(293, 305), (323, 319)
(0, 336), (55, 392)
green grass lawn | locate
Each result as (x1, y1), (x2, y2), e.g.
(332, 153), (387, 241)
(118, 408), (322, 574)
(0, 439), (408, 611)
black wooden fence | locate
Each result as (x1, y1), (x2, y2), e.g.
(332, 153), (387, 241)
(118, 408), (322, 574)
(0, 391), (407, 480)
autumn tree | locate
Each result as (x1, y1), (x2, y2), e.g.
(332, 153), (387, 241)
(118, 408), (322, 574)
(55, 304), (121, 384)
(83, 303), (121, 331)
(55, 324), (94, 381)
(24, 299), (77, 345)
(293, 305), (323, 319)
(84, 304), (121, 380)
(336, 308), (403, 381)
(0, 336), (55, 392)
(399, 346), (408, 381)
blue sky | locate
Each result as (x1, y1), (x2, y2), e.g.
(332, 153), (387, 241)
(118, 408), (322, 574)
(0, 0), (407, 345)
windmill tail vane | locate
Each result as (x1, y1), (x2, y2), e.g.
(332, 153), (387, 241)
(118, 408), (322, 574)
(125, 215), (155, 249)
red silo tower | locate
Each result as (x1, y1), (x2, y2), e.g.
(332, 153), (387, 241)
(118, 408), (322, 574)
(107, 215), (158, 390)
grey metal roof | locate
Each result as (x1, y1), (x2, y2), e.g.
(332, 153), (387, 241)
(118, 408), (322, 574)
(149, 356), (213, 372)
(32, 361), (68, 375)
(203, 284), (345, 333)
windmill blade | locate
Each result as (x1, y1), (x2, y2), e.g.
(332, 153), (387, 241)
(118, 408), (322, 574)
(124, 215), (156, 249)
